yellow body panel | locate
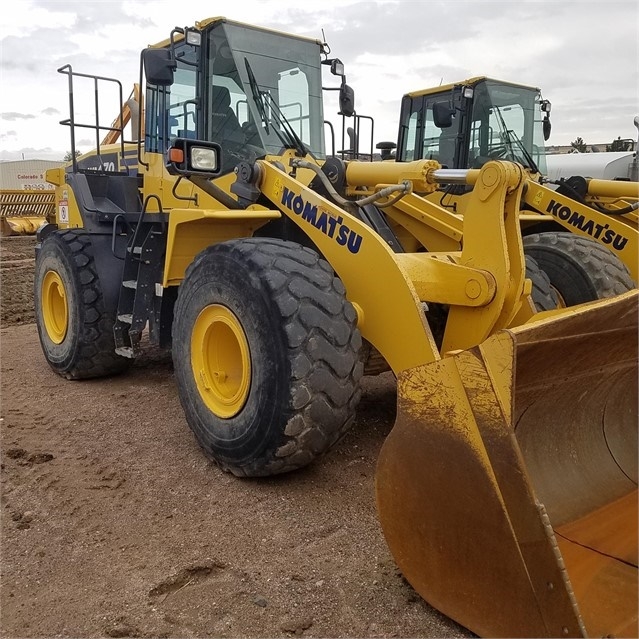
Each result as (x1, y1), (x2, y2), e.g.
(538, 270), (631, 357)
(524, 181), (639, 281)
(256, 159), (536, 371)
(258, 160), (439, 372)
(45, 168), (84, 229)
(407, 168), (638, 281)
(163, 208), (279, 287)
(385, 192), (462, 252)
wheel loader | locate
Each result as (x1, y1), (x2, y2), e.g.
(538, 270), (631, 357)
(386, 76), (638, 298)
(36, 17), (637, 637)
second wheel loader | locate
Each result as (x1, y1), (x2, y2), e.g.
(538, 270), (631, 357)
(36, 17), (637, 637)
(388, 76), (638, 296)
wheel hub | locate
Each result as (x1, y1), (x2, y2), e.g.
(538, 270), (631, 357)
(191, 304), (251, 418)
(42, 270), (68, 344)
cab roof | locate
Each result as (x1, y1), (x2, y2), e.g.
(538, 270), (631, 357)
(149, 17), (324, 49)
(404, 76), (541, 99)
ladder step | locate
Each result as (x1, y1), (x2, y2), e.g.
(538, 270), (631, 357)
(117, 314), (133, 324)
(128, 246), (142, 255)
(115, 346), (135, 358)
(122, 280), (137, 289)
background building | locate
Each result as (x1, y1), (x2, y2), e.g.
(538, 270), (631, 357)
(0, 160), (65, 190)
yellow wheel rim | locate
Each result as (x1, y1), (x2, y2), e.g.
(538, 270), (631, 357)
(42, 270), (68, 344)
(191, 304), (251, 419)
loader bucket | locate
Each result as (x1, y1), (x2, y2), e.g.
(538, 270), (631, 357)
(376, 290), (638, 638)
(0, 216), (46, 236)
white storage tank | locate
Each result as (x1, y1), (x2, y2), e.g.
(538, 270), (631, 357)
(545, 151), (636, 181)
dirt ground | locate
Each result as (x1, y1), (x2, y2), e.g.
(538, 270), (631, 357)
(0, 235), (471, 638)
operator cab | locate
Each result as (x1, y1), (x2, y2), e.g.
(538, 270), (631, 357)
(143, 18), (328, 175)
(395, 77), (550, 176)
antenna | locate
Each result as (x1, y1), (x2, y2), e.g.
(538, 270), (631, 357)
(320, 28), (331, 56)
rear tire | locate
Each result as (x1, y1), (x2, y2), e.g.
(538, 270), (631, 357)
(34, 229), (131, 379)
(523, 232), (635, 305)
(172, 238), (363, 477)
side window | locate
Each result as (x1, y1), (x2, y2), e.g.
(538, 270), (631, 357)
(421, 103), (442, 161)
(469, 120), (485, 157)
(399, 95), (459, 165)
(402, 111), (419, 161)
(422, 97), (460, 167)
(145, 44), (197, 152)
(278, 68), (310, 143)
(168, 68), (197, 139)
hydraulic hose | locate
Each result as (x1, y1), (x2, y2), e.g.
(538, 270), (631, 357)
(551, 177), (638, 216)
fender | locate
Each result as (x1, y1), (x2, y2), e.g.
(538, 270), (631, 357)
(162, 207), (280, 287)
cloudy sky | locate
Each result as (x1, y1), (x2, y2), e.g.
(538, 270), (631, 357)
(1, 0), (637, 162)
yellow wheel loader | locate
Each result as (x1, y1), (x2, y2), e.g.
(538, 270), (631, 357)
(37, 18), (637, 637)
(387, 77), (638, 295)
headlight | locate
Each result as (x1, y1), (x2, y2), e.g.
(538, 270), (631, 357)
(191, 147), (218, 171)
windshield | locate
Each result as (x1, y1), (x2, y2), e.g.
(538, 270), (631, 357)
(205, 22), (325, 167)
(470, 80), (547, 174)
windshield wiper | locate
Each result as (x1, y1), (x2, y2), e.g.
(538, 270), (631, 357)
(263, 93), (309, 157)
(244, 57), (309, 157)
(244, 58), (270, 135)
(508, 129), (539, 174)
(492, 105), (539, 173)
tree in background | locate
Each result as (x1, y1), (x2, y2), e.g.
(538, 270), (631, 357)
(606, 137), (634, 152)
(570, 137), (588, 153)
(63, 150), (82, 162)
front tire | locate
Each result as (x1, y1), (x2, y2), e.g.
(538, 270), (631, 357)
(172, 238), (363, 477)
(34, 229), (131, 379)
(523, 232), (635, 305)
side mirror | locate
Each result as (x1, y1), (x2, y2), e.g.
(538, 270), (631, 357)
(339, 84), (355, 117)
(166, 138), (221, 177)
(543, 115), (551, 141)
(433, 100), (454, 128)
(143, 48), (176, 87)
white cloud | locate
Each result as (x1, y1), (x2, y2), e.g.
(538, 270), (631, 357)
(1, 0), (637, 161)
